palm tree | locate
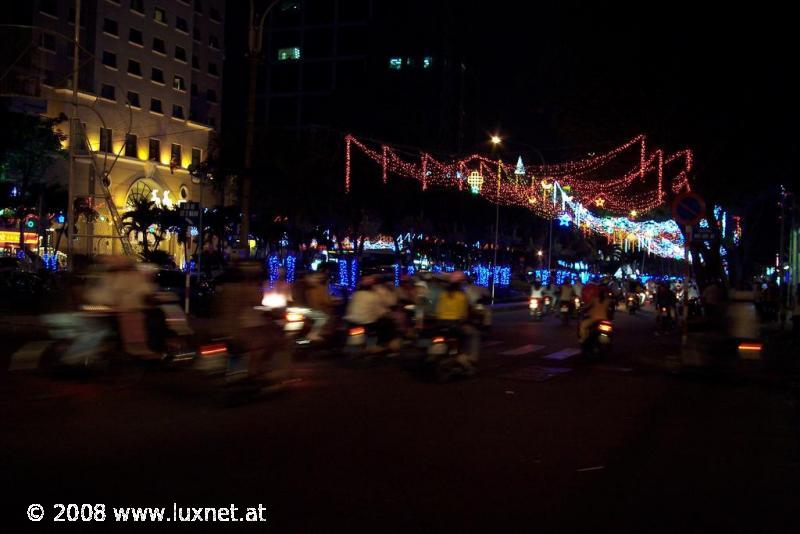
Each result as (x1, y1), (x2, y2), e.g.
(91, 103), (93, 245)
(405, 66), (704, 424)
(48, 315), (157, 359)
(121, 197), (165, 260)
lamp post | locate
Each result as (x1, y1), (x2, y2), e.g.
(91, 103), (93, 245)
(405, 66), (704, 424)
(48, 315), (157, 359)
(240, 0), (281, 256)
(490, 135), (502, 304)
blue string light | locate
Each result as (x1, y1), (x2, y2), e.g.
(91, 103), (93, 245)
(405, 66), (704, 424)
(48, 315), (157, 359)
(349, 258), (359, 292)
(286, 255), (296, 284)
(338, 258), (349, 287)
(393, 264), (401, 287)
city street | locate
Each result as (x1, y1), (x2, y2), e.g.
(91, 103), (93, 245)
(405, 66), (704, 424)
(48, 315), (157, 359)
(2, 307), (798, 532)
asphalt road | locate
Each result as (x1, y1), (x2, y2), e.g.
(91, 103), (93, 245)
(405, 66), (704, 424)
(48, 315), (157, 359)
(2, 307), (799, 532)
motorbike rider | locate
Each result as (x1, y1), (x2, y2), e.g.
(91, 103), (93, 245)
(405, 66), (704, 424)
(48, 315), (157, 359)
(434, 272), (479, 366)
(304, 272), (334, 342)
(573, 277), (584, 302)
(559, 279), (576, 314)
(344, 277), (395, 351)
(579, 285), (610, 343)
(655, 282), (678, 332)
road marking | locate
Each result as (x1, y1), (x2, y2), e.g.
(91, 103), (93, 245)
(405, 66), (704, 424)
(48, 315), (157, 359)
(541, 348), (582, 360)
(499, 344), (544, 356)
(8, 341), (52, 371)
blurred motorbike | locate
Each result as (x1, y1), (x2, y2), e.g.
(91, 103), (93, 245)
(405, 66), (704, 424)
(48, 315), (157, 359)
(425, 325), (475, 382)
(581, 319), (614, 357)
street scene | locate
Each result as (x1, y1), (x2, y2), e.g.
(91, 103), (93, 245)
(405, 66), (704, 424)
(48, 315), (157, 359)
(1, 1), (799, 532)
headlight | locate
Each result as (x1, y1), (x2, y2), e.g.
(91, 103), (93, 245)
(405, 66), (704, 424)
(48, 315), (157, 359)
(262, 292), (287, 309)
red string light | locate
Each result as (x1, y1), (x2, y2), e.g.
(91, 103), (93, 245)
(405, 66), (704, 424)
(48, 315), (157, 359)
(344, 134), (693, 218)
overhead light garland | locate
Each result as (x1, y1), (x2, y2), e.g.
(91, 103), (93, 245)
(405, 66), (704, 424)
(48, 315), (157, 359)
(344, 134), (693, 259)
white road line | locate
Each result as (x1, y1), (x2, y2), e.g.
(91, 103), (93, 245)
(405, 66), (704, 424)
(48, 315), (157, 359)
(8, 341), (52, 371)
(499, 344), (545, 356)
(541, 348), (582, 360)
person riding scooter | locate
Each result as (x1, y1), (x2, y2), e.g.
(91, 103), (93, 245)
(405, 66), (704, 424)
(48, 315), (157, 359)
(434, 272), (479, 367)
(579, 287), (611, 344)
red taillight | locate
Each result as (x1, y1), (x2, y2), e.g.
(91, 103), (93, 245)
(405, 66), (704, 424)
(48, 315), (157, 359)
(598, 322), (613, 333)
(738, 342), (762, 351)
(349, 326), (365, 336)
(544, 296), (551, 304)
(432, 336), (445, 344)
(199, 343), (227, 357)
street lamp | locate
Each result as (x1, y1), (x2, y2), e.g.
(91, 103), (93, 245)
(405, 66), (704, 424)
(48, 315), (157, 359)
(489, 135), (502, 304)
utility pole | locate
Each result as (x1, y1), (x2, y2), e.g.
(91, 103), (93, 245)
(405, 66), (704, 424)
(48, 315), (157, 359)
(240, 0), (280, 257)
(66, 0), (81, 267)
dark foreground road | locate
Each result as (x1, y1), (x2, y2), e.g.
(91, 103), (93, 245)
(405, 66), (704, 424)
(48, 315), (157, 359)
(2, 309), (799, 532)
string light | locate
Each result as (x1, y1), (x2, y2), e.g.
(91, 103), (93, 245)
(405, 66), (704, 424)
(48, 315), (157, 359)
(344, 134), (692, 258)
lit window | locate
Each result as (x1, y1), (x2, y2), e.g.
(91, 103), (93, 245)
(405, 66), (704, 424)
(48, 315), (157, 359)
(172, 104), (184, 119)
(124, 134), (137, 157)
(151, 67), (165, 84)
(126, 91), (140, 108)
(277, 47), (301, 61)
(173, 75), (186, 91)
(154, 7), (167, 24)
(148, 138), (160, 161)
(100, 84), (116, 101)
(103, 18), (119, 36)
(102, 51), (117, 69)
(171, 144), (182, 166)
(388, 57), (402, 70)
(99, 127), (113, 153)
(150, 98), (163, 114)
(423, 56), (432, 69)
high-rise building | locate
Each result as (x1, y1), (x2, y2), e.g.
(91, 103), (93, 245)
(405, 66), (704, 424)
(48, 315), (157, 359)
(2, 0), (225, 259)
(224, 0), (473, 159)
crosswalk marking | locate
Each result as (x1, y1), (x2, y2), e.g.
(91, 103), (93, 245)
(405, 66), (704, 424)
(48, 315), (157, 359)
(8, 341), (52, 371)
(541, 348), (582, 360)
(499, 344), (544, 356)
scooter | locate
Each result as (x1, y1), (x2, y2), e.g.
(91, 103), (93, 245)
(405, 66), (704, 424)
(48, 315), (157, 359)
(529, 297), (544, 321)
(581, 320), (614, 357)
(656, 306), (675, 334)
(426, 325), (475, 382)
(626, 294), (639, 315)
(560, 300), (571, 325)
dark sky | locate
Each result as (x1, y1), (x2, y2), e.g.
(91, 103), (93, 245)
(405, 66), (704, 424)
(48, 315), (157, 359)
(463, 1), (796, 194)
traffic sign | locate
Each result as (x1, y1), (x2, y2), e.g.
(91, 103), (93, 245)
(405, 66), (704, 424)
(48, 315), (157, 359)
(179, 202), (201, 224)
(672, 192), (706, 227)
(692, 229), (714, 241)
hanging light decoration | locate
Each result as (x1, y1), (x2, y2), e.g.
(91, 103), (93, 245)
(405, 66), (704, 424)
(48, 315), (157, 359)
(467, 170), (484, 194)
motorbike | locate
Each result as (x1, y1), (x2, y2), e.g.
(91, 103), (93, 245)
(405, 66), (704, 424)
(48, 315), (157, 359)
(425, 325), (475, 382)
(560, 300), (571, 325)
(529, 297), (544, 321)
(543, 295), (553, 314)
(656, 306), (675, 334)
(42, 296), (197, 373)
(626, 294), (639, 315)
(572, 296), (583, 319)
(581, 320), (614, 357)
